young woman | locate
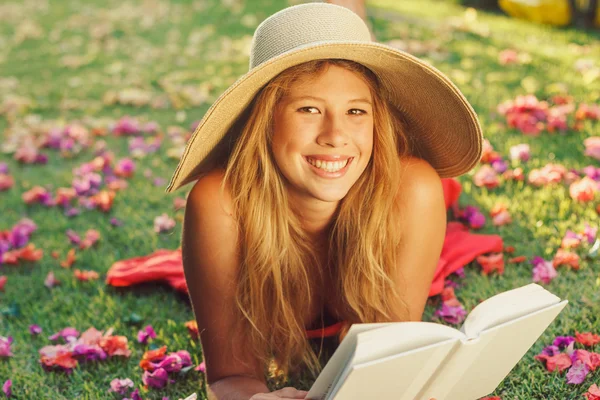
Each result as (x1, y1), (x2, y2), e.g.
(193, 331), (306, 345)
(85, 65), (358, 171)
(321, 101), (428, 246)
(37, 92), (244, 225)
(166, 3), (483, 399)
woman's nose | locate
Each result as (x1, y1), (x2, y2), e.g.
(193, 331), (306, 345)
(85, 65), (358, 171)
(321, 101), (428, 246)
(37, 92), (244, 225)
(317, 113), (349, 148)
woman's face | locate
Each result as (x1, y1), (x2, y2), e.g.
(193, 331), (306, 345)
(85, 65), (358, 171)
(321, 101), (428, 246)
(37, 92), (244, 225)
(272, 65), (374, 205)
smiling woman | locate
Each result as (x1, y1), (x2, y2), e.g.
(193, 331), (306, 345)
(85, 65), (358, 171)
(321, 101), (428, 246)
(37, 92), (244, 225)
(271, 63), (377, 222)
(166, 2), (483, 400)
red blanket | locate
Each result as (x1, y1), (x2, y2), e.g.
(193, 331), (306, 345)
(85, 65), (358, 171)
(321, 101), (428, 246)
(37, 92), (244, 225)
(106, 178), (503, 335)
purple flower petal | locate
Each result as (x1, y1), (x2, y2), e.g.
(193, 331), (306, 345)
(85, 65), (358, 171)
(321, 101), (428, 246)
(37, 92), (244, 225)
(434, 304), (467, 325)
(0, 162), (8, 174)
(195, 360), (206, 373)
(541, 344), (560, 356)
(9, 227), (30, 249)
(34, 153), (48, 164)
(584, 223), (597, 244)
(72, 343), (107, 362)
(151, 354), (185, 373)
(131, 388), (143, 400)
(137, 325), (157, 344)
(491, 159), (508, 173)
(0, 336), (13, 357)
(532, 258), (557, 284)
(64, 207), (81, 217)
(66, 229), (81, 245)
(29, 324), (42, 335)
(566, 360), (589, 384)
(110, 217), (123, 227)
(108, 378), (134, 395)
(175, 350), (192, 367)
(49, 327), (79, 342)
(142, 367), (169, 389)
(553, 336), (575, 350)
(115, 158), (135, 175)
(2, 379), (11, 398)
(143, 121), (160, 134)
(112, 116), (142, 135)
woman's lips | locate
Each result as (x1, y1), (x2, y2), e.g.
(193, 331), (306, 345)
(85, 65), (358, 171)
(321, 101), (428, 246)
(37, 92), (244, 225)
(304, 156), (354, 178)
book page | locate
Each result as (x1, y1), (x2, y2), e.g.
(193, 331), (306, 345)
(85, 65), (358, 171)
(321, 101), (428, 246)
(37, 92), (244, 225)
(460, 283), (560, 338)
(326, 322), (465, 400)
(306, 323), (387, 400)
(417, 299), (568, 400)
(329, 338), (460, 400)
(350, 322), (465, 366)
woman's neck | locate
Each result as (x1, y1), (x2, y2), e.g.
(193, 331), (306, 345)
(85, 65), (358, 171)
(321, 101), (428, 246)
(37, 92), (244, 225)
(288, 195), (339, 241)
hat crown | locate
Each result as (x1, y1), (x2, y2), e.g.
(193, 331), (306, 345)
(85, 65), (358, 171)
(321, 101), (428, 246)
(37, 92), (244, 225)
(249, 3), (372, 69)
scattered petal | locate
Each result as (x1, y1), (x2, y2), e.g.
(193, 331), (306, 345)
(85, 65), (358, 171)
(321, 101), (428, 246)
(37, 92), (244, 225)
(30, 324), (42, 335)
(142, 367), (169, 389)
(49, 327), (79, 342)
(534, 352), (572, 373)
(74, 269), (100, 282)
(434, 303), (467, 325)
(569, 177), (598, 202)
(0, 174), (14, 191)
(531, 257), (557, 284)
(137, 325), (157, 344)
(576, 332), (600, 347)
(585, 384), (600, 400)
(173, 197), (186, 210)
(195, 360), (206, 373)
(566, 360), (589, 384)
(185, 321), (199, 340)
(474, 165), (500, 189)
(476, 253), (505, 275)
(108, 378), (134, 395)
(553, 336), (575, 350)
(2, 379), (11, 397)
(509, 144), (530, 162)
(553, 249), (580, 270)
(154, 214), (176, 233)
(60, 249), (76, 268)
(0, 336), (13, 357)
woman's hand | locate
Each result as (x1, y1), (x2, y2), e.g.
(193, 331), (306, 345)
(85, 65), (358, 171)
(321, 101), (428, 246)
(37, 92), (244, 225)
(249, 387), (308, 399)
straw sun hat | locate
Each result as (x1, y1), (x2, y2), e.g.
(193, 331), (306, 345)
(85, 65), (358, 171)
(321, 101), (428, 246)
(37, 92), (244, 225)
(165, 2), (483, 193)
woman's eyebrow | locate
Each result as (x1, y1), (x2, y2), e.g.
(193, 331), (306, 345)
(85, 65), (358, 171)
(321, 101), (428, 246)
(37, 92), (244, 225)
(289, 95), (372, 105)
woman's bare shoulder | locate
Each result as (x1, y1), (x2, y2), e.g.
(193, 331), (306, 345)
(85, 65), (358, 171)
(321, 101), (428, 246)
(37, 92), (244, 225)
(186, 168), (234, 218)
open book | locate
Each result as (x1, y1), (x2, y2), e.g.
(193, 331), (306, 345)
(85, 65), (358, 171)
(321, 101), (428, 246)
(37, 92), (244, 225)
(306, 283), (568, 400)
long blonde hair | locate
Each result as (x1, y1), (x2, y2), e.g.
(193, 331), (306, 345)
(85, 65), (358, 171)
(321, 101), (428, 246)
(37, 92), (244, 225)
(221, 59), (412, 379)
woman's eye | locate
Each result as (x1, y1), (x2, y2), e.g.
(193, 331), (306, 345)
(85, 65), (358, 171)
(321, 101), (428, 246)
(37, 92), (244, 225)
(298, 106), (319, 113)
(349, 109), (367, 115)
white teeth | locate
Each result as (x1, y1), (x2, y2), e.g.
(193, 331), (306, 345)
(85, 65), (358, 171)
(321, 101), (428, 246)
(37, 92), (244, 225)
(307, 158), (349, 172)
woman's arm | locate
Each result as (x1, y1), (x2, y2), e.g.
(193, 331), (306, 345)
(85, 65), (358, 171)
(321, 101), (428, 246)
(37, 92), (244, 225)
(207, 376), (269, 400)
(208, 376), (307, 400)
(392, 157), (447, 321)
(183, 172), (308, 400)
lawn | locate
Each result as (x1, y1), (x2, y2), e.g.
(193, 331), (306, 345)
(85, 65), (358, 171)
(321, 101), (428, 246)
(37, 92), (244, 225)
(1, 0), (600, 399)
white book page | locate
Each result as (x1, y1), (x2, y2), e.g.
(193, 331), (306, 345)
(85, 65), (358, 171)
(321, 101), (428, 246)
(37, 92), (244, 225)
(350, 322), (465, 366)
(306, 323), (386, 400)
(326, 323), (465, 400)
(418, 299), (568, 400)
(308, 322), (464, 400)
(460, 283), (560, 338)
(330, 338), (460, 400)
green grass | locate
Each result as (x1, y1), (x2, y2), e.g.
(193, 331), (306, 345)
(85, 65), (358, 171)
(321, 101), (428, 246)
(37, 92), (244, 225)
(1, 0), (600, 398)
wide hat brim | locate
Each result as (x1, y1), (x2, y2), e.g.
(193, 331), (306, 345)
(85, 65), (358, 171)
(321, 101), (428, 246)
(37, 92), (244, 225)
(165, 40), (483, 193)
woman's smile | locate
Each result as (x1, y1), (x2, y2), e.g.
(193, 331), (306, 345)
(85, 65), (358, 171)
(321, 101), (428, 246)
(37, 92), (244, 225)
(303, 156), (354, 178)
